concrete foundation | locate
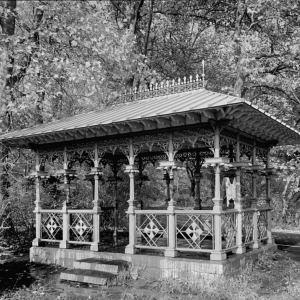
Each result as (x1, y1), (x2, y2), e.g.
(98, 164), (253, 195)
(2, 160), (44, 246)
(30, 244), (277, 279)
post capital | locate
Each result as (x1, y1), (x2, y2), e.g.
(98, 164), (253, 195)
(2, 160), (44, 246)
(125, 164), (139, 174)
(157, 160), (183, 171)
(90, 167), (103, 175)
(27, 170), (48, 179)
(55, 169), (77, 180)
(204, 157), (230, 167)
(212, 198), (223, 211)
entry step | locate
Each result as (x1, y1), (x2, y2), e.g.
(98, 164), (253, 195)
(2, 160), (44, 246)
(60, 269), (116, 286)
(73, 258), (129, 274)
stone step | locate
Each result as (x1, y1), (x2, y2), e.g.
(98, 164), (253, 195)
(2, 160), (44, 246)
(60, 268), (116, 286)
(73, 258), (129, 274)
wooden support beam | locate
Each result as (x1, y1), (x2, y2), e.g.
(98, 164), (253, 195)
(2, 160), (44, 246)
(95, 127), (108, 136)
(170, 114), (186, 125)
(106, 126), (119, 135)
(127, 122), (144, 131)
(155, 117), (171, 126)
(114, 123), (131, 132)
(140, 119), (157, 128)
(202, 109), (216, 120)
(186, 112), (201, 122)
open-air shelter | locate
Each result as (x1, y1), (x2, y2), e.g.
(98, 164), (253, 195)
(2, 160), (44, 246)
(1, 77), (299, 278)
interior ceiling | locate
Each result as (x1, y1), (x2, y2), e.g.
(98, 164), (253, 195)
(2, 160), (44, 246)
(0, 89), (299, 147)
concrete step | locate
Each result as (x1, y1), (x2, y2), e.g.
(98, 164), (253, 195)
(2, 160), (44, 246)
(73, 258), (129, 274)
(60, 269), (116, 286)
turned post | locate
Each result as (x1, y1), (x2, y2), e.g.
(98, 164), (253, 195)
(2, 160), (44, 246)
(210, 125), (227, 261)
(251, 142), (260, 249)
(233, 135), (246, 254)
(165, 132), (178, 258)
(91, 143), (103, 251)
(60, 146), (70, 249)
(125, 137), (138, 254)
(32, 150), (42, 247)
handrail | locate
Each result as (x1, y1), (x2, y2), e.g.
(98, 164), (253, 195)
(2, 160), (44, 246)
(40, 209), (63, 213)
(68, 209), (94, 213)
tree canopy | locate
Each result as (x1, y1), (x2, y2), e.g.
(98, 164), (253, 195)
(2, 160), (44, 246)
(0, 0), (299, 129)
(1, 0), (300, 229)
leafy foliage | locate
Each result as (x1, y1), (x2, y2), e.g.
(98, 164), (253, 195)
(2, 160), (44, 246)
(0, 0), (300, 235)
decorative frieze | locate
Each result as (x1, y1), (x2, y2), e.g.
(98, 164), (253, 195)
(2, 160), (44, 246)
(173, 127), (214, 147)
(39, 145), (64, 166)
(137, 153), (168, 169)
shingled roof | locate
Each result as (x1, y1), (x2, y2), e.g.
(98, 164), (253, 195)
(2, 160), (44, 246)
(1, 86), (300, 147)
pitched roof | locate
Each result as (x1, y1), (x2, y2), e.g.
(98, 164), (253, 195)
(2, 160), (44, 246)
(1, 88), (300, 147)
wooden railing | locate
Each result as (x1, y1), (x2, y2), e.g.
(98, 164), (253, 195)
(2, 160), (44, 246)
(132, 207), (271, 258)
(34, 206), (271, 259)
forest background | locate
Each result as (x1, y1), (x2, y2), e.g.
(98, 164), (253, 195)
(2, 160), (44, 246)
(0, 0), (300, 250)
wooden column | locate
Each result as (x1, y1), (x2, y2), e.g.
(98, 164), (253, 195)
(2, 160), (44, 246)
(32, 150), (42, 247)
(251, 143), (260, 249)
(233, 135), (246, 254)
(210, 125), (227, 261)
(60, 146), (70, 249)
(251, 143), (258, 206)
(125, 137), (138, 254)
(91, 142), (103, 251)
(265, 149), (274, 244)
(165, 132), (178, 258)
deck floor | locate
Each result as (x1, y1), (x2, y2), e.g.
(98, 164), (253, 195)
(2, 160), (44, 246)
(43, 232), (246, 261)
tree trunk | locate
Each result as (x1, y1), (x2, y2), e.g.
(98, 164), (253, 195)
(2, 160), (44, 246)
(0, 1), (16, 203)
(233, 0), (247, 97)
(282, 175), (292, 221)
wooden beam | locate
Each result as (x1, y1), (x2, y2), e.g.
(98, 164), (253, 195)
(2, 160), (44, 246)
(170, 114), (186, 125)
(106, 125), (119, 135)
(95, 127), (108, 137)
(155, 117), (171, 126)
(114, 123), (131, 132)
(202, 109), (216, 120)
(186, 112), (201, 122)
(127, 122), (144, 131)
(140, 119), (157, 128)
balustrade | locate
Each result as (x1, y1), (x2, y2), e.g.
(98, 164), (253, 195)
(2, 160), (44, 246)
(129, 207), (270, 258)
(35, 205), (271, 258)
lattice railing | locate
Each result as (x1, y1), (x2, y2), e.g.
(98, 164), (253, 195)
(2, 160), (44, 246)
(176, 213), (214, 250)
(41, 211), (63, 241)
(242, 210), (254, 245)
(135, 212), (168, 248)
(257, 210), (268, 240)
(221, 212), (237, 249)
(69, 211), (94, 243)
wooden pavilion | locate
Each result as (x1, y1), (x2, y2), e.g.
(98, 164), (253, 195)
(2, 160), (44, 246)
(1, 77), (299, 278)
